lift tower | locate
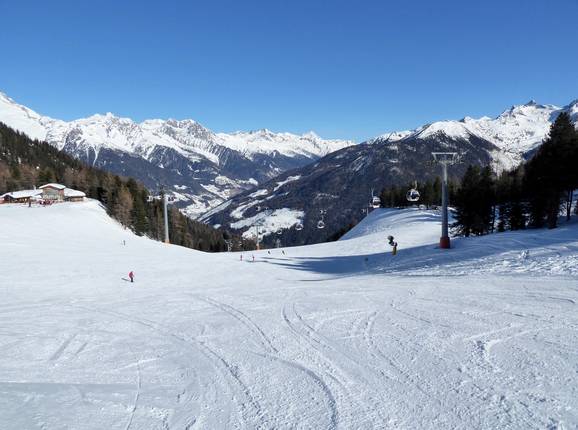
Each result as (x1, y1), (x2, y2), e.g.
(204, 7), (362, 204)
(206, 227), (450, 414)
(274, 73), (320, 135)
(432, 152), (458, 249)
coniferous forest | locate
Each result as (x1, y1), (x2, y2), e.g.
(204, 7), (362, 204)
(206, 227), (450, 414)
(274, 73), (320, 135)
(0, 122), (252, 252)
(451, 113), (578, 236)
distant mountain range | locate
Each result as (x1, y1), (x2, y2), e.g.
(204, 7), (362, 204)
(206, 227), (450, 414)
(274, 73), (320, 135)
(203, 99), (578, 246)
(3, 91), (577, 247)
(0, 92), (352, 217)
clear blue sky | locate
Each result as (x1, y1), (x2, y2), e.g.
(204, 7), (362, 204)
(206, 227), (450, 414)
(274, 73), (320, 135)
(1, 0), (577, 141)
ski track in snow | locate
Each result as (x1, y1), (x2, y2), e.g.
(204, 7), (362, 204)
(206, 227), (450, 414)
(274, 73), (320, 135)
(0, 202), (577, 429)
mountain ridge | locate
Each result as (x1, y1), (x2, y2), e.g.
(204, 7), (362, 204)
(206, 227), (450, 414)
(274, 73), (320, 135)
(204, 98), (578, 246)
(0, 91), (353, 217)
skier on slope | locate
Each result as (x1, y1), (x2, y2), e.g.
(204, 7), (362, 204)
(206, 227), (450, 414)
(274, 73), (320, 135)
(128, 271), (134, 283)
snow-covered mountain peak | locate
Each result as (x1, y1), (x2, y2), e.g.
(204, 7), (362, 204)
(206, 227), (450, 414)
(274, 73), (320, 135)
(0, 91), (352, 161)
(242, 128), (274, 137)
(0, 91), (12, 103)
(302, 131), (320, 139)
(363, 99), (575, 171)
(0, 91), (53, 141)
(215, 129), (353, 158)
(155, 118), (216, 141)
(370, 130), (413, 144)
(416, 120), (472, 141)
(497, 101), (558, 120)
(81, 112), (130, 125)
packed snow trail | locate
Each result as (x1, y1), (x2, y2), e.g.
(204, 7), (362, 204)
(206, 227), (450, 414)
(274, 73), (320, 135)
(0, 202), (577, 429)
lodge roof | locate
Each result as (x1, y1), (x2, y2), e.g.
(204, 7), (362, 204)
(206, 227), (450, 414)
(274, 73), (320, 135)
(1, 189), (43, 199)
(64, 188), (86, 198)
(39, 183), (66, 190)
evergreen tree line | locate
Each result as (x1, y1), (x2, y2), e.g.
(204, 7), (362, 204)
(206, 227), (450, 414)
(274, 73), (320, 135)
(452, 113), (578, 236)
(0, 122), (250, 252)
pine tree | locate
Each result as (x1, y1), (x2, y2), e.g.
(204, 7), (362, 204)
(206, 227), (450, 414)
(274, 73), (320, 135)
(453, 165), (496, 236)
(131, 194), (149, 236)
(478, 166), (496, 234)
(453, 166), (480, 237)
(525, 112), (576, 228)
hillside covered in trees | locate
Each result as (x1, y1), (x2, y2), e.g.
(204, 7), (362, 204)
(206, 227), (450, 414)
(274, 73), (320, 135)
(0, 122), (249, 252)
(378, 113), (578, 239)
(451, 113), (578, 236)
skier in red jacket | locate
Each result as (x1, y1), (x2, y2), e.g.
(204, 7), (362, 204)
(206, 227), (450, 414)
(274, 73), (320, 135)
(128, 271), (134, 283)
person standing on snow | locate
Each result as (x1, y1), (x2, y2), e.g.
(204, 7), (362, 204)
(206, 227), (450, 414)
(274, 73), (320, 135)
(128, 271), (134, 283)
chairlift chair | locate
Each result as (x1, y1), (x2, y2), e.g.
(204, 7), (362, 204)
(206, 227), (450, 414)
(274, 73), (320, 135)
(371, 196), (381, 208)
(317, 209), (326, 229)
(406, 189), (420, 202)
(295, 223), (304, 231)
(406, 181), (420, 202)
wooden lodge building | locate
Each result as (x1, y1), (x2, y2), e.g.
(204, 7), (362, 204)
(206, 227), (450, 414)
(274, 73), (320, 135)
(1, 183), (86, 204)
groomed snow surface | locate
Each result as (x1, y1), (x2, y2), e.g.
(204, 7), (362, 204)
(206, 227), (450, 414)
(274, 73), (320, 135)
(1, 201), (577, 429)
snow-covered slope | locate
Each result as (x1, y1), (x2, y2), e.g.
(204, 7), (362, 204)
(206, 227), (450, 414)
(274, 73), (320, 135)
(0, 92), (352, 217)
(1, 202), (577, 429)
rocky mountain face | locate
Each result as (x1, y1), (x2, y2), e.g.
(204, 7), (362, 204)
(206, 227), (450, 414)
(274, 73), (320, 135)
(0, 92), (353, 217)
(204, 100), (578, 246)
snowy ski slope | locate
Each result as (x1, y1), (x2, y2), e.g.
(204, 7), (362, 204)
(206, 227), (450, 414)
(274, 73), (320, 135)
(0, 201), (577, 429)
